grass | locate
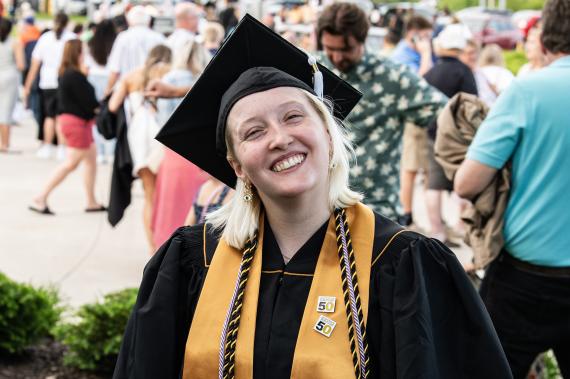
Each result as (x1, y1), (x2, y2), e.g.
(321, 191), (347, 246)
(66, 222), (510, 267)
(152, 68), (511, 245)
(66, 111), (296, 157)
(35, 12), (88, 25)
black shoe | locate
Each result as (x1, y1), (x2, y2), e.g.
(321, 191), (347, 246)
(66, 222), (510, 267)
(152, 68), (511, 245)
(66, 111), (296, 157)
(397, 213), (413, 227)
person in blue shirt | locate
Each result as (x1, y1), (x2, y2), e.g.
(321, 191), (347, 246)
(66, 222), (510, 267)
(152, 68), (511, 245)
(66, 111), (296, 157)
(455, 0), (570, 376)
(390, 16), (435, 230)
(390, 15), (434, 76)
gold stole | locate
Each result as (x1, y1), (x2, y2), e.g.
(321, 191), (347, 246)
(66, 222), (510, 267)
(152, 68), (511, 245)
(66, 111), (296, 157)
(183, 203), (375, 378)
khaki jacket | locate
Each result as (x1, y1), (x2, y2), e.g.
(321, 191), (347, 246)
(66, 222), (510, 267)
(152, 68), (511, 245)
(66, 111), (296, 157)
(435, 93), (511, 269)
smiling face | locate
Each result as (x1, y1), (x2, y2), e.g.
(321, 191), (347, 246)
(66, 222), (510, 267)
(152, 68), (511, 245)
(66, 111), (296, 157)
(226, 87), (331, 203)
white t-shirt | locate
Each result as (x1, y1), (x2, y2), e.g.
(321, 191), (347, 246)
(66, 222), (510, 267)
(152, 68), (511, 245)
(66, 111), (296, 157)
(31, 30), (76, 89)
(107, 26), (166, 77)
(475, 66), (514, 107)
(165, 28), (195, 55)
(84, 51), (109, 77)
(517, 63), (543, 78)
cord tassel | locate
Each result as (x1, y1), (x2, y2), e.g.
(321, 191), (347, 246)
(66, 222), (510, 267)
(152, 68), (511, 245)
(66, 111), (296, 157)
(307, 54), (324, 99)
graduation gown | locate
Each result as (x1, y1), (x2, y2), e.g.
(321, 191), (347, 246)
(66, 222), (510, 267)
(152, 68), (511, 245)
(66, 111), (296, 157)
(113, 212), (512, 379)
(96, 95), (134, 227)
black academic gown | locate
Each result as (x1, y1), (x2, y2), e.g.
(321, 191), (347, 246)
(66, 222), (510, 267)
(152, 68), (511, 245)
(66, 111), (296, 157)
(113, 212), (512, 379)
(96, 96), (134, 227)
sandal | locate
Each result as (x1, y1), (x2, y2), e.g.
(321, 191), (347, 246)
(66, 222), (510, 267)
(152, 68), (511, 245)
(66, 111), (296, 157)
(28, 204), (55, 215)
(85, 205), (107, 213)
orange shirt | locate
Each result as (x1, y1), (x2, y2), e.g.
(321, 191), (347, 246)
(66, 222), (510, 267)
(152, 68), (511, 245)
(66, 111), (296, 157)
(20, 25), (41, 45)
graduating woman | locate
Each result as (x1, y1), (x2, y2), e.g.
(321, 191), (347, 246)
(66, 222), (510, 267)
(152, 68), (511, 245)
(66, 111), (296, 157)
(113, 16), (511, 379)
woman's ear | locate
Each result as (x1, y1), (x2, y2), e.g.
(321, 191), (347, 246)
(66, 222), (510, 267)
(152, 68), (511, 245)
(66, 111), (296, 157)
(227, 156), (246, 181)
(540, 36), (547, 56)
(327, 132), (334, 158)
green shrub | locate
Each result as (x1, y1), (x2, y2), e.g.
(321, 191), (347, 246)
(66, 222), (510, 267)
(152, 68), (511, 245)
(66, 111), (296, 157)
(544, 350), (562, 379)
(504, 50), (528, 75)
(0, 272), (61, 354)
(55, 288), (138, 373)
(437, 0), (544, 11)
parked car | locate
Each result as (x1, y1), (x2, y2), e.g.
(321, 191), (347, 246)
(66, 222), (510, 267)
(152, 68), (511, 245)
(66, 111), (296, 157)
(457, 8), (522, 50)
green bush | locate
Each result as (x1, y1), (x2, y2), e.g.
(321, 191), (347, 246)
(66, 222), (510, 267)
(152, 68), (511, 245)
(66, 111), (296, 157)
(504, 50), (528, 75)
(437, 0), (544, 11)
(544, 350), (562, 379)
(0, 272), (61, 354)
(55, 288), (138, 373)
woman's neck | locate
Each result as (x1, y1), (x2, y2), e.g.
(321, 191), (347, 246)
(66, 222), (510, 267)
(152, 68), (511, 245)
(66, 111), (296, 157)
(262, 193), (331, 263)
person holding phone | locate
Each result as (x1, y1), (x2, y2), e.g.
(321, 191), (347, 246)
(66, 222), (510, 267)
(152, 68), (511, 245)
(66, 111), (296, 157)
(390, 16), (436, 230)
(391, 16), (434, 76)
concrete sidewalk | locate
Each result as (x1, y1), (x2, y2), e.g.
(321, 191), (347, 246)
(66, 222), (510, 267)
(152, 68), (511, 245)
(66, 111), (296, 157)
(0, 115), (473, 309)
(0, 118), (149, 308)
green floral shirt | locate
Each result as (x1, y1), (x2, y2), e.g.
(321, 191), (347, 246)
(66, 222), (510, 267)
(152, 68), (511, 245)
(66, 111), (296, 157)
(318, 52), (447, 219)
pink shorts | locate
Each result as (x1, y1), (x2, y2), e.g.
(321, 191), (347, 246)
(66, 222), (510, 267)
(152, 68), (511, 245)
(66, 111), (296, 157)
(58, 114), (94, 149)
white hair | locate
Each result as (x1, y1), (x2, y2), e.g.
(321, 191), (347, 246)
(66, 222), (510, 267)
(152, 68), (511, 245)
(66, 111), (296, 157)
(174, 2), (200, 20)
(206, 89), (362, 249)
(126, 6), (151, 27)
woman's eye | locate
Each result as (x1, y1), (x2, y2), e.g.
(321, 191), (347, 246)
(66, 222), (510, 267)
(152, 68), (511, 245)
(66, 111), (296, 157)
(245, 129), (262, 140)
(286, 113), (303, 122)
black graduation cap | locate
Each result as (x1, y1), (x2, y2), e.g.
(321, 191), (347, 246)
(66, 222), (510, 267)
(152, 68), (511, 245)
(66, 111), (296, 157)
(156, 14), (362, 188)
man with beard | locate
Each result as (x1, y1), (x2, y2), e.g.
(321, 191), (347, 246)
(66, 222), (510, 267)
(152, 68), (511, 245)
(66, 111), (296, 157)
(316, 3), (446, 221)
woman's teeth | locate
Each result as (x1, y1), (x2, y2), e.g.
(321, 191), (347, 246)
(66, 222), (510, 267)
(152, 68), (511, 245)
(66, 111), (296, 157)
(272, 154), (305, 172)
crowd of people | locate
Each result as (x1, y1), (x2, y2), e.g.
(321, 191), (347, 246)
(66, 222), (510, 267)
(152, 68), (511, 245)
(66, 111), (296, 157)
(0, 0), (568, 377)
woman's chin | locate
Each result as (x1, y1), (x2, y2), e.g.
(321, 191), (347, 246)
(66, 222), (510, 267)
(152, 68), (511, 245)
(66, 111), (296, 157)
(263, 180), (322, 201)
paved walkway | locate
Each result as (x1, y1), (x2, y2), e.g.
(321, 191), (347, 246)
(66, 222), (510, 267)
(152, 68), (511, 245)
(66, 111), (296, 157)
(0, 118), (149, 308)
(0, 115), (472, 309)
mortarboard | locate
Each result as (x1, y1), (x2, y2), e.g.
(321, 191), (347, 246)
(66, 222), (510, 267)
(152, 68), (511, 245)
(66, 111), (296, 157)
(156, 14), (362, 188)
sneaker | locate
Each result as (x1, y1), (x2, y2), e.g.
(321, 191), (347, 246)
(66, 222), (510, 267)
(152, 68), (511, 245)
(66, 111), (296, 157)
(56, 146), (66, 161)
(36, 144), (53, 159)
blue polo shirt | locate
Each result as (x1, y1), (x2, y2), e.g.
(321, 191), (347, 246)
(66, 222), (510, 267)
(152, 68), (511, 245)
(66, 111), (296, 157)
(467, 56), (570, 267)
(390, 41), (421, 72)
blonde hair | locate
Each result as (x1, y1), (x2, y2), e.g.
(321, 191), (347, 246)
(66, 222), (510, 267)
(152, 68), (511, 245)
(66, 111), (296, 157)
(203, 22), (225, 47)
(478, 44), (505, 67)
(206, 89), (362, 249)
(142, 44), (172, 90)
(172, 39), (210, 75)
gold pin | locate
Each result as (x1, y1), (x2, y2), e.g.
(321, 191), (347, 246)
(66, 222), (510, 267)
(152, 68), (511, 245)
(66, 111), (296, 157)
(314, 315), (336, 338)
(317, 296), (336, 313)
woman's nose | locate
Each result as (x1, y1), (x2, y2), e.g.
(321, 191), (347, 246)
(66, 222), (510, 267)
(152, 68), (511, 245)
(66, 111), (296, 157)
(268, 125), (293, 150)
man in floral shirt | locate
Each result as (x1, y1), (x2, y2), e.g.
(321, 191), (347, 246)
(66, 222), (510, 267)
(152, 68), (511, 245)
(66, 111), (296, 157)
(317, 3), (446, 219)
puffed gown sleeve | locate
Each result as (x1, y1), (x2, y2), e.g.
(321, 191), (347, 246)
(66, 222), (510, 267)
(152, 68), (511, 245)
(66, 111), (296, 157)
(368, 230), (512, 378)
(113, 225), (212, 379)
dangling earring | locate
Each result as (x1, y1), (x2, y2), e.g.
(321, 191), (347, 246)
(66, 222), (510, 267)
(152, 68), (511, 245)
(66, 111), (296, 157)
(243, 180), (253, 202)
